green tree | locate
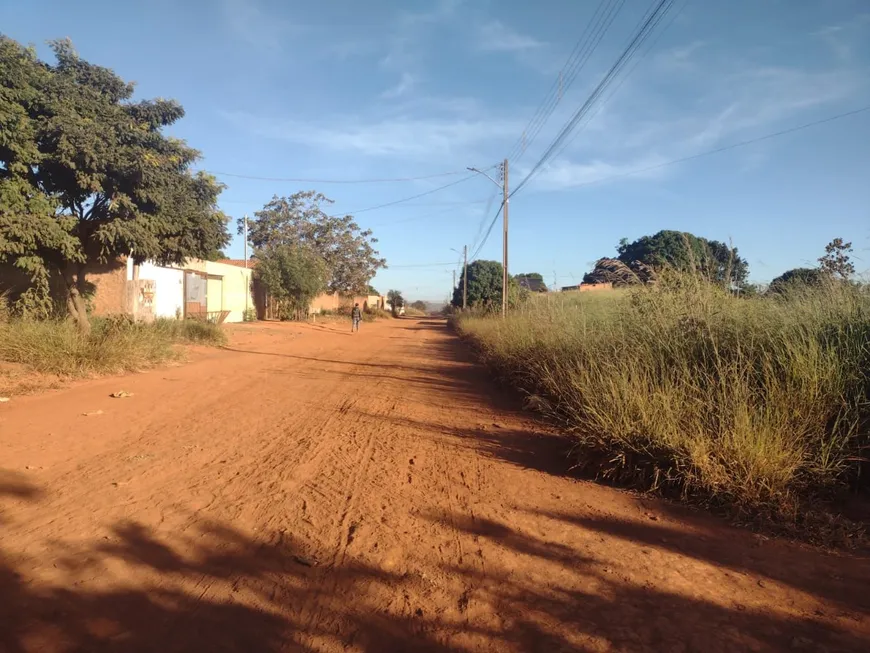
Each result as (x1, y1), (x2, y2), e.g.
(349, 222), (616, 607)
(452, 260), (523, 309)
(617, 230), (748, 286)
(0, 36), (229, 331)
(410, 300), (427, 312)
(387, 289), (404, 316)
(255, 245), (327, 319)
(769, 267), (827, 293)
(244, 191), (386, 295)
(366, 285), (379, 295)
(818, 238), (855, 280)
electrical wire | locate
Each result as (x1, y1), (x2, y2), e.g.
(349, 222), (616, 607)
(546, 0), (688, 165)
(469, 201), (505, 261)
(561, 104), (870, 188)
(386, 261), (458, 269)
(333, 170), (491, 217)
(511, 0), (676, 197)
(204, 169), (469, 183)
(505, 0), (627, 165)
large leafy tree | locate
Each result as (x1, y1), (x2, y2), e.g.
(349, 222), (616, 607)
(0, 36), (229, 330)
(386, 289), (404, 316)
(255, 245), (328, 319)
(244, 191), (386, 295)
(769, 267), (827, 293)
(451, 260), (525, 309)
(617, 230), (749, 286)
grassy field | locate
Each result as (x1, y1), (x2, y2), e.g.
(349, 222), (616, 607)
(0, 314), (226, 378)
(456, 277), (870, 539)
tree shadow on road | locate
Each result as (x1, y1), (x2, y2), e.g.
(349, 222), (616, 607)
(3, 474), (869, 651)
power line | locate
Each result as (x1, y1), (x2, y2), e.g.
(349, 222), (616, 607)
(470, 202), (505, 261)
(546, 0), (688, 165)
(561, 104), (870, 188)
(387, 261), (458, 269)
(506, 0), (627, 164)
(336, 170), (490, 217)
(368, 201), (488, 228)
(512, 0), (677, 197)
(204, 169), (469, 184)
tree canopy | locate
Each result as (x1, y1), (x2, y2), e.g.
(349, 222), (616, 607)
(386, 289), (404, 315)
(769, 267), (827, 292)
(0, 36), (229, 328)
(244, 191), (386, 295)
(451, 260), (527, 308)
(616, 230), (749, 286)
(818, 238), (855, 280)
(255, 245), (328, 319)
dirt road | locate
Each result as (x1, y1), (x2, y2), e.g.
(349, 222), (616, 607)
(1, 318), (868, 652)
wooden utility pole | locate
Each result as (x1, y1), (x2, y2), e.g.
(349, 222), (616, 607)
(462, 245), (468, 310)
(502, 158), (509, 319)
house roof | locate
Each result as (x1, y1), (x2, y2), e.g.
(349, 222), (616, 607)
(518, 277), (547, 292)
(217, 259), (257, 268)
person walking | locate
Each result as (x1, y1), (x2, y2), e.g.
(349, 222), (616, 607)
(351, 303), (362, 333)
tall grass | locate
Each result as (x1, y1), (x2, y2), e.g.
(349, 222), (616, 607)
(0, 316), (226, 377)
(457, 276), (870, 530)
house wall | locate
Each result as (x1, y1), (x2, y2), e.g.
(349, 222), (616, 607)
(211, 263), (253, 323)
(129, 261), (184, 319)
(579, 282), (613, 292)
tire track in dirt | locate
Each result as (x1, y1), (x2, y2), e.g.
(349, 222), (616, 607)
(2, 319), (869, 652)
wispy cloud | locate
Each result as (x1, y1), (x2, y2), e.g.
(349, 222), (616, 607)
(652, 40), (707, 73)
(218, 109), (521, 161)
(381, 73), (417, 99)
(524, 155), (669, 191)
(520, 47), (869, 192)
(221, 0), (295, 53)
(477, 20), (544, 53)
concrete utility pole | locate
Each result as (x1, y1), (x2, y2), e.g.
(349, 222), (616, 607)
(463, 244), (468, 311)
(453, 269), (456, 294)
(467, 158), (510, 319)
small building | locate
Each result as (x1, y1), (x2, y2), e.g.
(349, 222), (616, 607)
(561, 282), (613, 293)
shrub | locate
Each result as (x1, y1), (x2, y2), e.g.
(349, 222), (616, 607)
(456, 276), (870, 534)
(0, 316), (225, 377)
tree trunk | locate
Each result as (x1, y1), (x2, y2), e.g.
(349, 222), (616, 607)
(62, 266), (90, 335)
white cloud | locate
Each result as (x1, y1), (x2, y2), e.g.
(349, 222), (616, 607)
(652, 40), (707, 73)
(521, 155), (670, 191)
(221, 0), (295, 53)
(380, 73), (417, 99)
(517, 53), (869, 193)
(218, 110), (521, 160)
(477, 20), (544, 53)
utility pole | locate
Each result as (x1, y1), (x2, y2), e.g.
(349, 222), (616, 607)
(243, 214), (249, 316)
(502, 158), (509, 319)
(466, 160), (509, 318)
(463, 245), (468, 310)
(453, 269), (456, 295)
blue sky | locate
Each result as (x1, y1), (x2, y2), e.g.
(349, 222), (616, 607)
(3, 0), (869, 300)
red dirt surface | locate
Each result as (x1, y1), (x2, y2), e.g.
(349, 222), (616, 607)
(1, 318), (868, 652)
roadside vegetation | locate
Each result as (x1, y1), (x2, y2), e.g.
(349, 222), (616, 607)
(455, 236), (869, 542)
(0, 307), (225, 380)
